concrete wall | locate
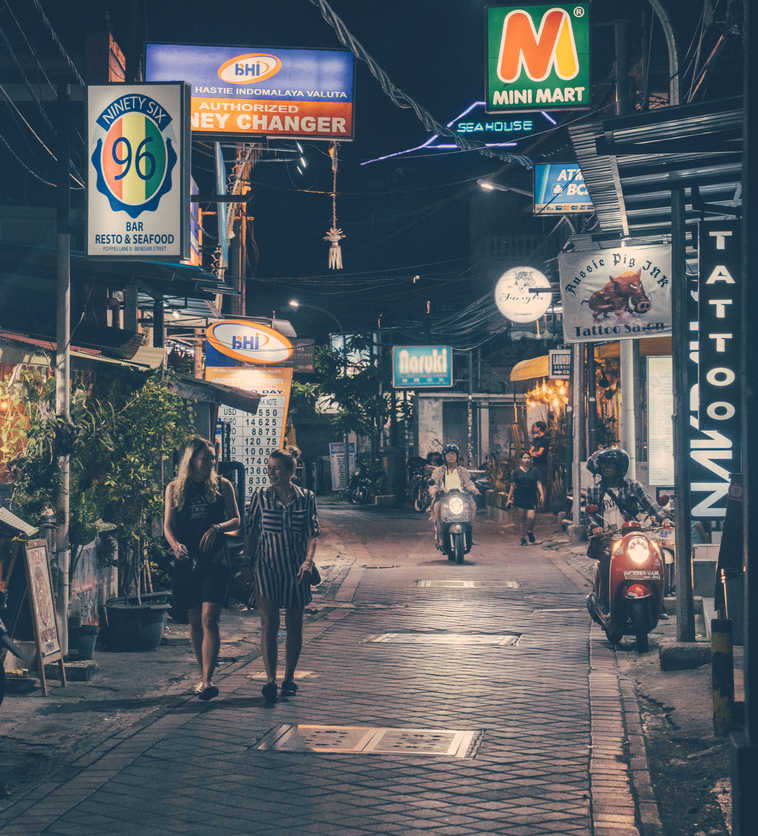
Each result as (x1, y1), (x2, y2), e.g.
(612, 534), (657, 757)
(417, 398), (443, 459)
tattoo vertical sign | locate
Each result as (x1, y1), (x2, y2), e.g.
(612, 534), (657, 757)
(691, 221), (742, 518)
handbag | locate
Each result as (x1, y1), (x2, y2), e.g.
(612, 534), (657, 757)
(303, 564), (322, 586)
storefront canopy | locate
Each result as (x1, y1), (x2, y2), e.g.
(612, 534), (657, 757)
(510, 354), (548, 382)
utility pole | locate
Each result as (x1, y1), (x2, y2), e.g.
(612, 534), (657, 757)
(55, 85), (72, 655)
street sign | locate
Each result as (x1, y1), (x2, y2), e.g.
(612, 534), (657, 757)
(392, 346), (453, 388)
(533, 163), (593, 214)
(548, 349), (571, 379)
(206, 320), (293, 365)
(558, 244), (672, 343)
(87, 83), (190, 259)
(145, 43), (354, 141)
(486, 4), (591, 113)
(494, 266), (552, 323)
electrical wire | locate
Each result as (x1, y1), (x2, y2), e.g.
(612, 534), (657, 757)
(306, 0), (531, 170)
(30, 0), (86, 87)
(0, 127), (56, 187)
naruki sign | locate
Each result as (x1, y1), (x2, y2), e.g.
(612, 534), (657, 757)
(486, 4), (591, 112)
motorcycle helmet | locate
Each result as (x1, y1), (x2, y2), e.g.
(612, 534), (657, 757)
(442, 443), (460, 460)
(587, 447), (630, 478)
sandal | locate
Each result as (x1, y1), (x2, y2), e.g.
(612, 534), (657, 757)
(197, 684), (219, 701)
(262, 681), (278, 703)
(280, 680), (298, 697)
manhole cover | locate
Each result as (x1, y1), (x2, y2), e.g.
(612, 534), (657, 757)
(415, 580), (519, 589)
(533, 607), (579, 614)
(360, 564), (400, 569)
(366, 632), (520, 646)
(256, 725), (480, 758)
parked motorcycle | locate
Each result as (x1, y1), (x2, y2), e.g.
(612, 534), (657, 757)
(0, 616), (25, 707)
(436, 489), (475, 564)
(585, 505), (665, 653)
(408, 457), (432, 513)
(347, 455), (384, 505)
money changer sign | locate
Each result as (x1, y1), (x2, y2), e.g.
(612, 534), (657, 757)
(486, 4), (591, 112)
(87, 83), (190, 259)
(558, 244), (672, 343)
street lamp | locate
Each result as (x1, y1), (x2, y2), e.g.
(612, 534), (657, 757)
(287, 299), (351, 494)
(477, 178), (532, 198)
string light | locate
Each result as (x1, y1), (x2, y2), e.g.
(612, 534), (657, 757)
(525, 379), (568, 411)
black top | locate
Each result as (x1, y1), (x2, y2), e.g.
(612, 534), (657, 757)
(529, 433), (550, 467)
(174, 481), (226, 560)
(512, 467), (540, 505)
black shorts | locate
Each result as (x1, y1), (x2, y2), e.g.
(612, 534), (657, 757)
(172, 561), (229, 611)
(513, 491), (537, 510)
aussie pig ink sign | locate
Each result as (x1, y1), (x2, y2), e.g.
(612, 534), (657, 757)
(558, 244), (672, 343)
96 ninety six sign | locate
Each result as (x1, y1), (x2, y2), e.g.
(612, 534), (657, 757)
(486, 4), (591, 112)
(87, 83), (190, 259)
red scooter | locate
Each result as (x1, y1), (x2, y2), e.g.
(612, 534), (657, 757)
(585, 507), (665, 653)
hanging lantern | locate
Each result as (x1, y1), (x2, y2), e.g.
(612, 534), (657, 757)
(324, 143), (345, 270)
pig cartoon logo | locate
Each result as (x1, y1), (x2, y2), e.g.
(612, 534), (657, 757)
(582, 268), (651, 321)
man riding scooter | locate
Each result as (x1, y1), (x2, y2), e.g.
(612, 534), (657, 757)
(585, 447), (672, 609)
(429, 444), (479, 551)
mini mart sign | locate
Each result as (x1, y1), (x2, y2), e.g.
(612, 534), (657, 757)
(486, 4), (591, 112)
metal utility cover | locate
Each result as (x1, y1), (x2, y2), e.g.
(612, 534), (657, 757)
(256, 725), (480, 758)
(366, 632), (520, 646)
(415, 580), (519, 589)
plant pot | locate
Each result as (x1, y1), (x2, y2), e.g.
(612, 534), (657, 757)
(102, 599), (171, 652)
(77, 625), (99, 660)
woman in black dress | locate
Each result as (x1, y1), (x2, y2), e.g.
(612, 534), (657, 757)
(164, 438), (240, 700)
(506, 452), (545, 545)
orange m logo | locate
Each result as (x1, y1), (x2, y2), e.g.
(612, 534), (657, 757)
(497, 7), (580, 83)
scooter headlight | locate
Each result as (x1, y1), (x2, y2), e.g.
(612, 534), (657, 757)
(627, 535), (651, 564)
(448, 496), (465, 515)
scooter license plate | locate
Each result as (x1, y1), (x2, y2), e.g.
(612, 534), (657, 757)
(624, 569), (660, 580)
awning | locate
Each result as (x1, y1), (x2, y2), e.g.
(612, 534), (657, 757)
(510, 354), (549, 382)
(0, 331), (163, 370)
(595, 337), (672, 359)
(174, 376), (260, 415)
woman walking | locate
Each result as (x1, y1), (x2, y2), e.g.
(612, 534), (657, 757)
(246, 450), (319, 703)
(164, 438), (240, 700)
(506, 452), (545, 546)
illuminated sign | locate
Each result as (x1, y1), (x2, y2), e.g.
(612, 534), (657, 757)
(206, 320), (293, 365)
(548, 349), (571, 379)
(87, 82), (190, 259)
(558, 245), (672, 343)
(533, 163), (592, 214)
(392, 346), (453, 388)
(486, 4), (591, 112)
(690, 221), (741, 518)
(360, 101), (555, 165)
(494, 267), (552, 323)
(145, 43), (354, 141)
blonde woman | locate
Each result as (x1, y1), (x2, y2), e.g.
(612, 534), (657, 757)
(164, 438), (240, 700)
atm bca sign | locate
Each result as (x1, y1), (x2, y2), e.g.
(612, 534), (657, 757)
(486, 4), (591, 112)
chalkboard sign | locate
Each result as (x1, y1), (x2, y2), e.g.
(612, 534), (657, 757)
(24, 539), (66, 695)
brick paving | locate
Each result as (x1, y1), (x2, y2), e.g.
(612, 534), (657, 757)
(0, 508), (659, 835)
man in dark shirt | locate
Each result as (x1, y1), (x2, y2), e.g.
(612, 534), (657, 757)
(529, 422), (550, 498)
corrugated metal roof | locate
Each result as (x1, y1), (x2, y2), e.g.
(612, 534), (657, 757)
(569, 97), (742, 256)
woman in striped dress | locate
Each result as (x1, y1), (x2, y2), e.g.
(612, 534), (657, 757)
(246, 450), (319, 703)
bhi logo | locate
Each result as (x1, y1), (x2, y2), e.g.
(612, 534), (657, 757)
(486, 4), (590, 112)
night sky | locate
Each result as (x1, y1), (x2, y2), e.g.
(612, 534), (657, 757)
(1, 1), (736, 335)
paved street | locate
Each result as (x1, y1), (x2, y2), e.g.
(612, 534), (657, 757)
(0, 506), (657, 835)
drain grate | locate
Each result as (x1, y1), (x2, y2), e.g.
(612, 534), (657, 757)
(415, 579), (519, 589)
(256, 725), (480, 757)
(366, 632), (520, 646)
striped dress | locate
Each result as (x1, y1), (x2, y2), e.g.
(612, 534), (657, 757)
(246, 484), (320, 609)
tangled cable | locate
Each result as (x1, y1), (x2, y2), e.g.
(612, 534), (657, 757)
(306, 0), (532, 170)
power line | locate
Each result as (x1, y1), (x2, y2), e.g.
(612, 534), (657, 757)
(30, 0), (85, 87)
(306, 0), (531, 170)
(0, 127), (56, 187)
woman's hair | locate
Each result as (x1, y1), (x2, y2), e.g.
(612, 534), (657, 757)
(269, 448), (296, 475)
(172, 437), (220, 509)
(533, 421), (547, 433)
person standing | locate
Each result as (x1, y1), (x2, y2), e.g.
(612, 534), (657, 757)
(506, 452), (545, 545)
(246, 450), (319, 703)
(528, 421), (550, 491)
(164, 438), (240, 701)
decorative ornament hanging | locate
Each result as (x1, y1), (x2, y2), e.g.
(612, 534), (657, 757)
(324, 142), (345, 270)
